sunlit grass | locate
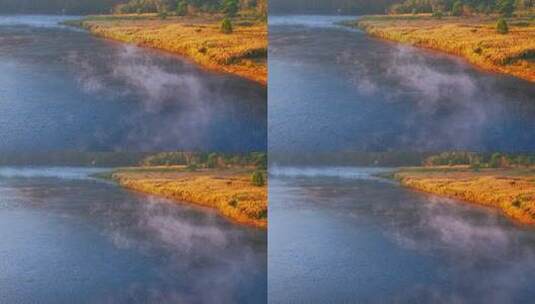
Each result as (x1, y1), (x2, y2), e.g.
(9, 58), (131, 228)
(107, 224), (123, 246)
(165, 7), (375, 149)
(109, 166), (267, 229)
(394, 166), (535, 225)
(353, 14), (535, 82)
(68, 13), (267, 85)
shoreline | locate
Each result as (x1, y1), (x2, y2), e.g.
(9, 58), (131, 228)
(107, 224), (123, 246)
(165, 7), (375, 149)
(101, 166), (267, 229)
(392, 166), (535, 226)
(349, 14), (534, 83)
(66, 14), (267, 85)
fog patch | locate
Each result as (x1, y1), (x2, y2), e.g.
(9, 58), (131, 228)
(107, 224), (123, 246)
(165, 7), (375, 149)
(389, 194), (535, 303)
(269, 15), (356, 28)
(0, 15), (79, 29)
(112, 46), (204, 112)
(64, 44), (223, 151)
(269, 166), (391, 181)
(99, 194), (265, 303)
(0, 167), (106, 180)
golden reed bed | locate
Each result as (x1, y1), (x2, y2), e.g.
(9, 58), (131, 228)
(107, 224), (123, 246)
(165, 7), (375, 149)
(394, 167), (535, 225)
(354, 15), (535, 82)
(110, 167), (267, 229)
(69, 14), (267, 85)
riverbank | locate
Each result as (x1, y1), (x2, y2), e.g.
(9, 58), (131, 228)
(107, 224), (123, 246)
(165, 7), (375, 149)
(66, 14), (267, 85)
(350, 14), (534, 82)
(392, 166), (535, 225)
(103, 166), (267, 229)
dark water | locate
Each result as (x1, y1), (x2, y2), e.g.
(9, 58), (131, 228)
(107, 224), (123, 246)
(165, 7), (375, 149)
(269, 15), (535, 154)
(0, 167), (267, 303)
(0, 15), (266, 152)
(269, 167), (535, 303)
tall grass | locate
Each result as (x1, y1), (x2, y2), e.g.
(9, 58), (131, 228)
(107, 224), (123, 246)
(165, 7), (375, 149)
(355, 14), (535, 82)
(72, 13), (267, 85)
(395, 167), (535, 225)
(112, 167), (267, 228)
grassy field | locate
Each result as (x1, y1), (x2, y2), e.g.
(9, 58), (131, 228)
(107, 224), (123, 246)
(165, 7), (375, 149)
(392, 166), (535, 225)
(351, 14), (535, 82)
(66, 13), (267, 85)
(105, 166), (267, 229)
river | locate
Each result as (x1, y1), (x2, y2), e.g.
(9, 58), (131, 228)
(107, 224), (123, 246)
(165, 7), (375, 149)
(269, 15), (535, 154)
(0, 167), (267, 303)
(269, 167), (535, 303)
(0, 15), (266, 152)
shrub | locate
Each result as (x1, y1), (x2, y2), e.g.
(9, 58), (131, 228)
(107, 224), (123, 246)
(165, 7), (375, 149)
(158, 10), (168, 20)
(432, 11), (444, 19)
(251, 170), (265, 186)
(186, 163), (198, 172)
(496, 18), (509, 34)
(228, 199), (238, 207)
(176, 1), (187, 16)
(220, 17), (233, 34)
(452, 1), (463, 16)
(470, 162), (481, 172)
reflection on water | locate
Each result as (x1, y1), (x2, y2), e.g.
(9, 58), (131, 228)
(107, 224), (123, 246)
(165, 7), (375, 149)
(0, 167), (267, 303)
(269, 167), (535, 303)
(0, 16), (266, 152)
(269, 15), (535, 154)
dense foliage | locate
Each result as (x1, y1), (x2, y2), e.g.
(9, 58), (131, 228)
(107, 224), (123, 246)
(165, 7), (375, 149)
(389, 0), (532, 15)
(141, 151), (267, 169)
(114, 0), (266, 17)
(424, 151), (535, 168)
(270, 0), (399, 14)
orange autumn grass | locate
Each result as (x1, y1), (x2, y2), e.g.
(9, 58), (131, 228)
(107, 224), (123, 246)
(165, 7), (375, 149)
(393, 166), (535, 225)
(67, 13), (267, 85)
(352, 14), (535, 82)
(109, 166), (267, 229)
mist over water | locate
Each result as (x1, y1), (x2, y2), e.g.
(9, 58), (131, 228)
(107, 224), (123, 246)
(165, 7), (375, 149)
(269, 169), (535, 303)
(0, 167), (267, 303)
(269, 15), (535, 155)
(0, 16), (266, 152)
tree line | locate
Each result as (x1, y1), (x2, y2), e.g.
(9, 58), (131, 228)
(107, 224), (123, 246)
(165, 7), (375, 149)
(389, 0), (533, 16)
(424, 151), (535, 168)
(141, 151), (267, 170)
(270, 0), (400, 14)
(269, 0), (532, 14)
(114, 0), (267, 17)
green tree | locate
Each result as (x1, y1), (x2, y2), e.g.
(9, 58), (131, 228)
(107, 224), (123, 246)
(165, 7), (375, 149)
(452, 0), (463, 15)
(496, 17), (509, 33)
(207, 153), (218, 168)
(251, 170), (265, 186)
(220, 17), (233, 33)
(489, 153), (502, 168)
